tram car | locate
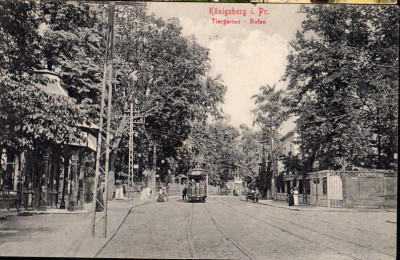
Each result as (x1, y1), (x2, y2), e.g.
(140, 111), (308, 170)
(187, 168), (208, 203)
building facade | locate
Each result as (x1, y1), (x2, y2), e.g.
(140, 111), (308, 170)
(0, 70), (98, 211)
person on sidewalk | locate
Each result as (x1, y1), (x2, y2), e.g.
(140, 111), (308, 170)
(115, 181), (124, 200)
(162, 186), (168, 201)
(157, 186), (168, 202)
(293, 187), (299, 206)
(288, 188), (294, 206)
(182, 186), (188, 200)
(96, 182), (105, 212)
(140, 187), (152, 202)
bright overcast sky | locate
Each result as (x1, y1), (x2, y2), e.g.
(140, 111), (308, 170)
(147, 3), (305, 134)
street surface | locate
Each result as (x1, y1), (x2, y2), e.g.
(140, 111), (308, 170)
(98, 197), (396, 259)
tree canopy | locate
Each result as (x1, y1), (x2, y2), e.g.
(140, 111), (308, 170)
(283, 5), (398, 171)
(0, 1), (104, 150)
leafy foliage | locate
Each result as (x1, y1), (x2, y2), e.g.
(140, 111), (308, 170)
(0, 1), (104, 150)
(252, 85), (287, 195)
(107, 6), (227, 182)
(283, 5), (398, 170)
(182, 119), (241, 184)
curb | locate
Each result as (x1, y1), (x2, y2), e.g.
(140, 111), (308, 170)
(257, 201), (396, 213)
(18, 210), (91, 216)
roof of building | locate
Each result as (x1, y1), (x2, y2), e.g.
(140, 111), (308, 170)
(279, 130), (295, 142)
(34, 69), (99, 149)
(34, 69), (69, 97)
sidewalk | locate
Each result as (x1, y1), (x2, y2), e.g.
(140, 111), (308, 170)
(256, 198), (396, 213)
(0, 196), (153, 257)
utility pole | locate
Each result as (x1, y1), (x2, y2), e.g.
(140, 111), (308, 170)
(91, 2), (115, 238)
(153, 143), (157, 195)
(91, 1), (147, 237)
(127, 102), (145, 203)
(300, 128), (306, 204)
(128, 102), (134, 203)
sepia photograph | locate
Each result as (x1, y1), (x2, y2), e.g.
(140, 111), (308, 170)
(0, 1), (398, 259)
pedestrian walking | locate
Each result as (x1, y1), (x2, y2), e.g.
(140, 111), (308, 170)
(182, 186), (188, 200)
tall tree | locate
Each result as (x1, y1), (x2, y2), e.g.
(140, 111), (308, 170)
(0, 1), (105, 151)
(238, 124), (261, 183)
(252, 85), (288, 197)
(109, 6), (226, 184)
(283, 5), (398, 171)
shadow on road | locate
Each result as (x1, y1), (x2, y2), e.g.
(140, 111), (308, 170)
(175, 199), (190, 203)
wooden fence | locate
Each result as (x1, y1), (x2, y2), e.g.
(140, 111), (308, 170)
(345, 174), (397, 208)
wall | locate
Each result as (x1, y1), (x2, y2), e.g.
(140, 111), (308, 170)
(280, 131), (300, 157)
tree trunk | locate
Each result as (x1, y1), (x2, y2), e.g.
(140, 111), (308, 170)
(377, 108), (382, 169)
(60, 154), (69, 209)
(5, 149), (15, 191)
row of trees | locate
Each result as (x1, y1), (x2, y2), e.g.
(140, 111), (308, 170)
(285, 5), (398, 172)
(0, 2), (229, 187)
(1, 3), (397, 193)
(0, 1), (265, 190)
(251, 5), (398, 196)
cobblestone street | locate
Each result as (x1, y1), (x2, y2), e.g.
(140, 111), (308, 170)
(98, 197), (396, 259)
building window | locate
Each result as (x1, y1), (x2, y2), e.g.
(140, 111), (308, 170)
(322, 177), (327, 195)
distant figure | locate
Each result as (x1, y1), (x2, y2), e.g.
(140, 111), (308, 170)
(115, 181), (124, 200)
(162, 186), (169, 201)
(157, 186), (168, 202)
(288, 188), (294, 206)
(140, 187), (152, 202)
(293, 187), (299, 206)
(96, 183), (104, 212)
(182, 187), (188, 200)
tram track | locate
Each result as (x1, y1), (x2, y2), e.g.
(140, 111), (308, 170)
(185, 201), (256, 260)
(186, 203), (199, 259)
(216, 199), (394, 260)
(251, 201), (396, 239)
(203, 203), (257, 260)
(94, 201), (152, 257)
(242, 200), (397, 256)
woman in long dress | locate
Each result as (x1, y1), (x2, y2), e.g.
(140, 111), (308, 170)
(140, 187), (152, 202)
(293, 187), (299, 206)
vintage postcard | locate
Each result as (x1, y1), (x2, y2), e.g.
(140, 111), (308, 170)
(0, 1), (398, 259)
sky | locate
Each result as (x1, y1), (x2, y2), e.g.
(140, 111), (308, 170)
(147, 3), (305, 134)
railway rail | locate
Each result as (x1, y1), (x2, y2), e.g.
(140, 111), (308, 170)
(93, 198), (394, 259)
(216, 199), (394, 260)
